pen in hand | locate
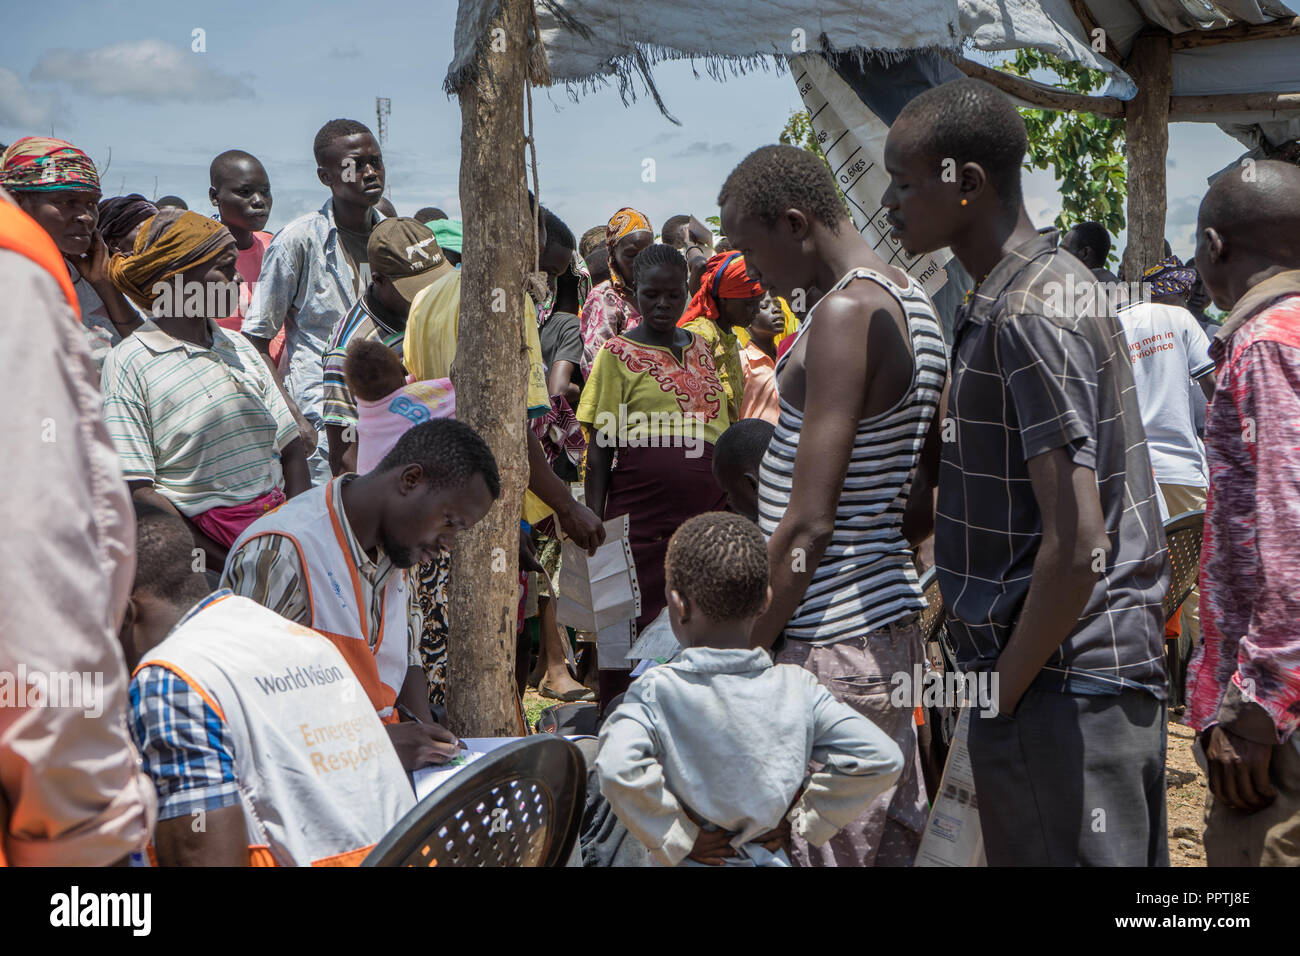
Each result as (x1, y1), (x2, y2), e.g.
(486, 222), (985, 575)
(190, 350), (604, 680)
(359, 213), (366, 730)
(395, 703), (423, 724)
(396, 704), (466, 749)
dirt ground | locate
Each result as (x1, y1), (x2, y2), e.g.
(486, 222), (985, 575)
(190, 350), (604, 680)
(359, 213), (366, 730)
(525, 686), (1211, 867)
(1166, 719), (1208, 867)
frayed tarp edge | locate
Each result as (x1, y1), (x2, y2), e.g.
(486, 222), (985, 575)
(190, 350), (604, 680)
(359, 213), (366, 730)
(540, 41), (961, 124)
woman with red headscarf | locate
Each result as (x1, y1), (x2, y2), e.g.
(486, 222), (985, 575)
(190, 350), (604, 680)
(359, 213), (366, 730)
(578, 207), (653, 378)
(676, 251), (765, 421)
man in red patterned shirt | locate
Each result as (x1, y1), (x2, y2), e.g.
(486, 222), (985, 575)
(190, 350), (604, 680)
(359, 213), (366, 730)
(1189, 159), (1300, 866)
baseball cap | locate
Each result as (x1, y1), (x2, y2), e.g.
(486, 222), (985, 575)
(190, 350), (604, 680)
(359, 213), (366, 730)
(367, 217), (453, 302)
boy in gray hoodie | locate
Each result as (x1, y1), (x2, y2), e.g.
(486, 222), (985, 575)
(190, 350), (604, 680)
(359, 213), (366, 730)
(596, 512), (904, 866)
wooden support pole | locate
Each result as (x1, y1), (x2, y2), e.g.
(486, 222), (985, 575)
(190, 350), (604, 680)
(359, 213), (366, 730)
(1066, 0), (1125, 67)
(1122, 33), (1171, 282)
(447, 0), (531, 737)
(956, 54), (1300, 121)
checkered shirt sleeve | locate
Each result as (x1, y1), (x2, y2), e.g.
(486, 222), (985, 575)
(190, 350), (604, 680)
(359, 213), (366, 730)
(129, 666), (242, 822)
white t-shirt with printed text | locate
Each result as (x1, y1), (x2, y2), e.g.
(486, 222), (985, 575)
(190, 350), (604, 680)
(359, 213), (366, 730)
(1115, 301), (1214, 487)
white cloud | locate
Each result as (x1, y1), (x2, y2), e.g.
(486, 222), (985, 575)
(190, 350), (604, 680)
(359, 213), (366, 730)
(1165, 194), (1203, 258)
(0, 67), (59, 129)
(672, 140), (735, 158)
(1023, 167), (1063, 229)
(31, 39), (254, 103)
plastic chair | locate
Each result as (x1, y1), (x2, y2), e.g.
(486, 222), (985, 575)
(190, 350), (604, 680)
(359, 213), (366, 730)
(916, 566), (959, 784)
(1161, 509), (1205, 622)
(362, 736), (586, 867)
(918, 566), (947, 647)
(1161, 509), (1205, 711)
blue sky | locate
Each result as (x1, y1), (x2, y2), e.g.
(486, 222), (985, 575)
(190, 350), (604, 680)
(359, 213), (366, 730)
(1, 0), (1250, 263)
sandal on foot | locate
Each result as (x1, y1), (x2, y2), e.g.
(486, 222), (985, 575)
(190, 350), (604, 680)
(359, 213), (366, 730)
(538, 678), (596, 703)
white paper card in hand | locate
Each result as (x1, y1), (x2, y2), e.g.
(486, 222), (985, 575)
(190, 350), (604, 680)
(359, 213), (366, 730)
(557, 515), (641, 632)
(410, 749), (487, 800)
(627, 606), (679, 663)
(409, 737), (523, 800)
(915, 707), (986, 867)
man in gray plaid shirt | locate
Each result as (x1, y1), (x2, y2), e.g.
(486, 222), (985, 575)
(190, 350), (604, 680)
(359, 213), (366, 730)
(883, 78), (1170, 865)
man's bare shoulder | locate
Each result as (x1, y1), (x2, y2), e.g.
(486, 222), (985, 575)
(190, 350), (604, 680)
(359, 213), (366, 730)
(809, 275), (903, 333)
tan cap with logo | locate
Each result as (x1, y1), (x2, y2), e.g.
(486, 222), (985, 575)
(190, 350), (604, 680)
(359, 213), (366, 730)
(366, 217), (454, 302)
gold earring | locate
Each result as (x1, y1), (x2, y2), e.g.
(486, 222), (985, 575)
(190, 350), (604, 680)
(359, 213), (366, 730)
(960, 198), (968, 206)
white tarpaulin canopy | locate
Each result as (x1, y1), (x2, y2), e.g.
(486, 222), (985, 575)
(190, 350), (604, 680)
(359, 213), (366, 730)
(442, 0), (1300, 289)
(443, 1), (1300, 148)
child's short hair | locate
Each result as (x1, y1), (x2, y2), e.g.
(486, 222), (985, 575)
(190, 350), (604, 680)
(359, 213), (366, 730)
(891, 77), (1027, 211)
(343, 339), (406, 402)
(665, 512), (769, 621)
(714, 418), (774, 477)
(313, 118), (374, 165)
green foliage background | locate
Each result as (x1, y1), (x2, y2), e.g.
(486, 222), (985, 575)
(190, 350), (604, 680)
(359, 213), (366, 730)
(1001, 50), (1127, 265)
(779, 109), (825, 160)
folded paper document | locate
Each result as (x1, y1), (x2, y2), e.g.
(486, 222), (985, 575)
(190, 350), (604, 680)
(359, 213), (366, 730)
(557, 515), (640, 632)
(916, 707), (986, 867)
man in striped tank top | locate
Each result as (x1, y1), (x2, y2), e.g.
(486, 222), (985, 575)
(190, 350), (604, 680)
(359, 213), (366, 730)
(884, 79), (1170, 866)
(719, 145), (950, 867)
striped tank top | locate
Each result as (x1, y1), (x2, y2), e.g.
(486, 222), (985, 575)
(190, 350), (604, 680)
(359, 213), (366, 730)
(757, 266), (948, 644)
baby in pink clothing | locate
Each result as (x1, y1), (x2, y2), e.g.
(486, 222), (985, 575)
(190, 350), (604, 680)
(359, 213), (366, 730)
(342, 339), (455, 473)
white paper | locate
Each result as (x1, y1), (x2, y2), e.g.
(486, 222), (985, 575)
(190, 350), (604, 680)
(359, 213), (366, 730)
(626, 606), (679, 663)
(556, 515), (641, 632)
(915, 707), (987, 867)
(596, 619), (634, 670)
(409, 736), (593, 800)
(410, 737), (522, 800)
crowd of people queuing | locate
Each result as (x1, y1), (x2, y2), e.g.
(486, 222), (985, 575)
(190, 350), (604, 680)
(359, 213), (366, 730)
(1, 75), (1297, 868)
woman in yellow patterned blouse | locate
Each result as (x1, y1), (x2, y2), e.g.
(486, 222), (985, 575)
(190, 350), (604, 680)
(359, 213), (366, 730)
(577, 244), (732, 710)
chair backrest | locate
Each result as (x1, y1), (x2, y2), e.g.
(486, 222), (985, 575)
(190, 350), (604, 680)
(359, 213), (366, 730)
(362, 736), (586, 867)
(917, 566), (946, 646)
(1162, 509), (1205, 622)
(535, 701), (599, 736)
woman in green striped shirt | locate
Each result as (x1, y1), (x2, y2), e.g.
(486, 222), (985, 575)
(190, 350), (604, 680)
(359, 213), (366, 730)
(102, 209), (311, 569)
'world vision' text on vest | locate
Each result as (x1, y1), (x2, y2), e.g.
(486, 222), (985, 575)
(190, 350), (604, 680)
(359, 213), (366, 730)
(253, 662), (348, 696)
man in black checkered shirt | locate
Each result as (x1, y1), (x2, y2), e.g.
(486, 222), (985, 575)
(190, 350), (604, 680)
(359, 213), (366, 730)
(883, 79), (1170, 866)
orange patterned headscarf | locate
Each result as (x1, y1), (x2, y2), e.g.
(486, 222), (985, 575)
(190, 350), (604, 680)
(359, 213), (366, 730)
(108, 207), (234, 311)
(604, 206), (652, 290)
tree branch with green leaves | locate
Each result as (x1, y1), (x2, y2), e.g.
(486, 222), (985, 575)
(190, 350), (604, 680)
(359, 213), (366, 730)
(1001, 50), (1127, 265)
